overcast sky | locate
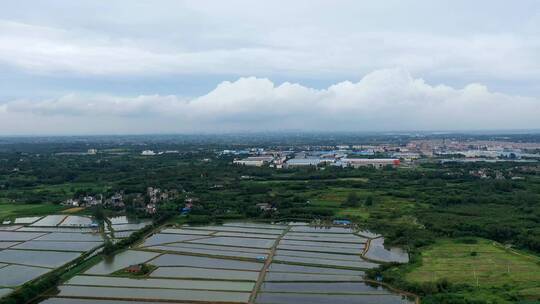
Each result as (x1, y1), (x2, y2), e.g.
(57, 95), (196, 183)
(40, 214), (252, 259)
(1, 0), (539, 135)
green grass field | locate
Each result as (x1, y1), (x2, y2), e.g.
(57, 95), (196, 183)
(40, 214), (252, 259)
(0, 203), (67, 220)
(406, 238), (540, 299)
(308, 187), (417, 220)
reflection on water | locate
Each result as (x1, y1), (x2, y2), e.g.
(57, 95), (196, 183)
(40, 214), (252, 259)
(365, 238), (409, 263)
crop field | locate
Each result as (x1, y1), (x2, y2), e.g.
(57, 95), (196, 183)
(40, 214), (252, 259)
(0, 215), (104, 296)
(38, 222), (415, 304)
(406, 238), (540, 298)
(0, 203), (67, 220)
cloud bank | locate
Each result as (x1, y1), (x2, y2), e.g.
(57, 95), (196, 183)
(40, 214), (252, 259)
(1, 69), (539, 135)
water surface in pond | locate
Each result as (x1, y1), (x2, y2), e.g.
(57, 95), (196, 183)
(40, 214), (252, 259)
(13, 240), (101, 252)
(40, 298), (170, 304)
(289, 226), (353, 234)
(160, 228), (214, 235)
(0, 231), (46, 241)
(35, 232), (102, 242)
(140, 233), (206, 247)
(261, 282), (392, 294)
(188, 236), (276, 249)
(66, 275), (254, 291)
(59, 216), (94, 227)
(147, 245), (267, 260)
(151, 253), (263, 271)
(0, 241), (20, 249)
(185, 225), (283, 235)
(277, 244), (364, 254)
(265, 272), (364, 282)
(268, 263), (364, 275)
(256, 293), (413, 304)
(280, 239), (365, 249)
(0, 288), (13, 298)
(0, 249), (80, 268)
(85, 250), (160, 275)
(163, 242), (268, 254)
(31, 215), (67, 227)
(276, 249), (363, 261)
(151, 266), (259, 281)
(0, 264), (49, 286)
(364, 238), (409, 263)
(274, 255), (378, 269)
(57, 285), (250, 303)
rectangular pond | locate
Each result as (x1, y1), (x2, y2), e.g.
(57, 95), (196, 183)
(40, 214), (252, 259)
(84, 250), (160, 275)
(185, 225), (283, 235)
(268, 263), (365, 275)
(274, 255), (378, 269)
(256, 293), (413, 304)
(140, 233), (207, 247)
(0, 264), (50, 287)
(110, 222), (151, 232)
(280, 239), (365, 249)
(289, 226), (353, 234)
(14, 217), (43, 224)
(162, 242), (269, 254)
(56, 285), (251, 303)
(0, 225), (23, 231)
(188, 236), (276, 249)
(31, 215), (67, 227)
(276, 249), (363, 261)
(151, 253), (263, 271)
(146, 245), (267, 260)
(40, 298), (181, 304)
(261, 282), (392, 294)
(223, 222), (288, 230)
(0, 249), (80, 268)
(277, 244), (364, 254)
(283, 234), (367, 244)
(13, 240), (102, 252)
(66, 275), (254, 291)
(0, 231), (46, 241)
(151, 266), (259, 281)
(0, 241), (20, 249)
(18, 227), (97, 233)
(214, 231), (278, 239)
(160, 228), (215, 235)
(265, 272), (364, 282)
(59, 216), (94, 227)
(35, 232), (103, 242)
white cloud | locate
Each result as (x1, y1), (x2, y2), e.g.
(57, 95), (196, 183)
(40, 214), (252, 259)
(0, 16), (539, 84)
(2, 68), (539, 134)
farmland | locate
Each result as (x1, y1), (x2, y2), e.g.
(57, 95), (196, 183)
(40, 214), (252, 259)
(1, 135), (540, 303)
(406, 238), (540, 301)
(0, 214), (154, 302)
(0, 203), (67, 220)
(37, 222), (416, 304)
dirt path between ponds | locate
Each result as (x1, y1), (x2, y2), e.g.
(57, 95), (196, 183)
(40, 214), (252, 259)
(248, 225), (291, 304)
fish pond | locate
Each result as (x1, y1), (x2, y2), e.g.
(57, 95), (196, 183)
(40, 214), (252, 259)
(33, 221), (414, 304)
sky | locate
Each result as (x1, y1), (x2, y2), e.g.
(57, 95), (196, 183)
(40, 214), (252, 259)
(1, 0), (539, 135)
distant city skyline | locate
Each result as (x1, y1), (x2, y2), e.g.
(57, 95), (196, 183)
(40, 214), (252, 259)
(1, 1), (539, 135)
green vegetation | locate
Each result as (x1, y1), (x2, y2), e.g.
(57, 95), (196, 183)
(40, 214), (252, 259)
(0, 203), (67, 221)
(1, 136), (539, 302)
(404, 238), (540, 302)
(112, 264), (157, 277)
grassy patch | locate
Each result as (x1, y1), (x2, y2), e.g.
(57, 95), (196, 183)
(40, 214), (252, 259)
(406, 238), (540, 299)
(111, 264), (157, 278)
(61, 207), (86, 214)
(0, 203), (67, 220)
